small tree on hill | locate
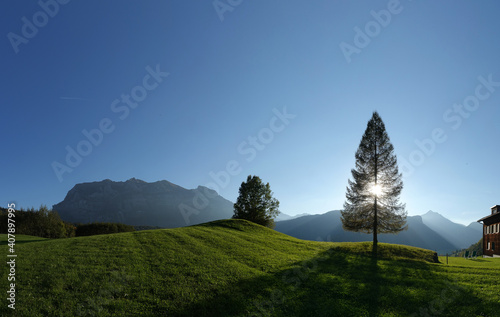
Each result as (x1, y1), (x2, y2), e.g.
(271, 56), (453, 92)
(233, 175), (280, 228)
(341, 112), (407, 255)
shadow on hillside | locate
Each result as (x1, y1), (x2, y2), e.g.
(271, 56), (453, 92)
(176, 248), (498, 316)
(467, 258), (489, 262)
(0, 238), (46, 246)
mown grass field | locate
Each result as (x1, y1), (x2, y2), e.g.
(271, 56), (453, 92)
(1, 220), (499, 316)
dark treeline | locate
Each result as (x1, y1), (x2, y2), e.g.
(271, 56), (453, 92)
(0, 206), (134, 238)
(133, 225), (163, 231)
(0, 205), (74, 238)
(75, 222), (135, 236)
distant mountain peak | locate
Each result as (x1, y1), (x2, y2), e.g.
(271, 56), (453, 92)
(196, 185), (218, 195)
(423, 210), (439, 215)
(126, 177), (146, 183)
(421, 210), (450, 221)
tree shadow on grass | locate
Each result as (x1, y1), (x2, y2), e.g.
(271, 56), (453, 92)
(173, 247), (499, 317)
(0, 238), (47, 246)
(467, 258), (489, 262)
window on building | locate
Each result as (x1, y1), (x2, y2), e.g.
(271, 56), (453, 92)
(493, 242), (496, 251)
(487, 242), (491, 250)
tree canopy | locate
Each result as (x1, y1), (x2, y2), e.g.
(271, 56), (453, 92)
(233, 175), (280, 228)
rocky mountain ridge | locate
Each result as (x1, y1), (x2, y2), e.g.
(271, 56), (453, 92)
(53, 178), (234, 228)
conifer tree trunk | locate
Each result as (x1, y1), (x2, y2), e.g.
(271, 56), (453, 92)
(373, 196), (378, 255)
(373, 144), (378, 255)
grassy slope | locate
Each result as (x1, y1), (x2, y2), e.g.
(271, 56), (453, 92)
(0, 220), (499, 316)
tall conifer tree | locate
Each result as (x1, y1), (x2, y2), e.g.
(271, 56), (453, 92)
(341, 112), (407, 254)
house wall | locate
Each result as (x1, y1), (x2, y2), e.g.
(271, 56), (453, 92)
(483, 222), (500, 256)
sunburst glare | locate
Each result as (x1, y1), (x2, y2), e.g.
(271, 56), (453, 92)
(370, 184), (383, 197)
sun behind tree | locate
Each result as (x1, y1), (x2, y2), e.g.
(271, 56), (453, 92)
(233, 175), (280, 228)
(341, 111), (407, 255)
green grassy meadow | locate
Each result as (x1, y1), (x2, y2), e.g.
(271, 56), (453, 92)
(1, 220), (499, 316)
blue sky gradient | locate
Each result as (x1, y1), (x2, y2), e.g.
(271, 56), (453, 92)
(2, 1), (500, 225)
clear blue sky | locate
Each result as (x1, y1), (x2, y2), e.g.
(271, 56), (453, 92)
(2, 1), (499, 225)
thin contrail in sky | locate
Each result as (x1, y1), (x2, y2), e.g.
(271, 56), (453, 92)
(59, 97), (94, 101)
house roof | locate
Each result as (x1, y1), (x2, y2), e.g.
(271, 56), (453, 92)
(477, 212), (500, 224)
